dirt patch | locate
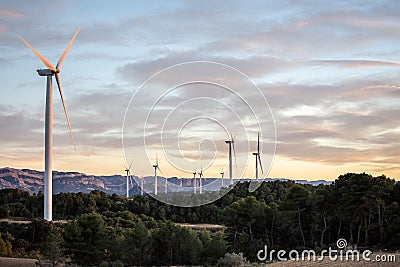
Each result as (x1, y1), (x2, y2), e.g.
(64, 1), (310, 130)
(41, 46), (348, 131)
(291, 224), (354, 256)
(0, 257), (37, 267)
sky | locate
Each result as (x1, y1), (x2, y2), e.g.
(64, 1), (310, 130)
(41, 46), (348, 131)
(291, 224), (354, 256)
(1, 0), (400, 181)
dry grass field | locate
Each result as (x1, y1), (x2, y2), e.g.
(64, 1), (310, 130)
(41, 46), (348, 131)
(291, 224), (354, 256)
(0, 257), (37, 267)
(265, 252), (399, 266)
(1, 253), (397, 266)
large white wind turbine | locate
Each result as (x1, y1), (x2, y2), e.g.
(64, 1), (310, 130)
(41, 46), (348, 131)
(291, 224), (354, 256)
(18, 27), (81, 221)
(252, 133), (264, 181)
(225, 134), (236, 185)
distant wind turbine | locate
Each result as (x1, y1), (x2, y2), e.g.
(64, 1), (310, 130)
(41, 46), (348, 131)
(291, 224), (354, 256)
(18, 27), (81, 221)
(140, 173), (144, 196)
(225, 133), (237, 185)
(192, 170), (197, 194)
(252, 133), (264, 181)
(198, 166), (204, 194)
(220, 169), (224, 187)
(123, 161), (133, 198)
(164, 175), (168, 194)
(153, 151), (161, 195)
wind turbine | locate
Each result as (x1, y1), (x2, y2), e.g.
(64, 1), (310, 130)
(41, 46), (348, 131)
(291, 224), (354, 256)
(198, 166), (204, 194)
(152, 151), (161, 195)
(252, 133), (264, 182)
(18, 27), (81, 221)
(164, 175), (168, 194)
(192, 170), (197, 194)
(140, 173), (144, 196)
(123, 161), (133, 198)
(225, 133), (237, 185)
(220, 169), (224, 187)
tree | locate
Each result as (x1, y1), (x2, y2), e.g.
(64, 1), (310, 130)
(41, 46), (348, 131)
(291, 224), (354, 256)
(0, 232), (12, 256)
(204, 232), (227, 264)
(222, 196), (266, 253)
(310, 185), (335, 248)
(64, 213), (109, 266)
(41, 230), (62, 266)
(151, 222), (202, 266)
(121, 219), (150, 266)
(280, 184), (311, 248)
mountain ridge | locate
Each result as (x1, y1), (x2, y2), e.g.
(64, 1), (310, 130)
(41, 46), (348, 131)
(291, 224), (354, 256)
(0, 167), (332, 195)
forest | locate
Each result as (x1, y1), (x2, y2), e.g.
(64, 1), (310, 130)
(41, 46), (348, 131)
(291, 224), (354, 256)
(0, 172), (399, 266)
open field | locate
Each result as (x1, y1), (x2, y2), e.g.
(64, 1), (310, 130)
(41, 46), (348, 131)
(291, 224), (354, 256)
(0, 218), (68, 224)
(176, 223), (226, 230)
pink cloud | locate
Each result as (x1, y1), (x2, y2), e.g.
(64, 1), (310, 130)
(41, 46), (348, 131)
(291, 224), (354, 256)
(0, 9), (23, 18)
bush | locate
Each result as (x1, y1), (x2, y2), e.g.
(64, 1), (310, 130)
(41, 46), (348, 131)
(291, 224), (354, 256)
(217, 252), (248, 267)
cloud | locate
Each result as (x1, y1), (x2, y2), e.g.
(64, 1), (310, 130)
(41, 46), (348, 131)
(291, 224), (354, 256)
(310, 60), (400, 69)
(0, 9), (23, 18)
(0, 105), (42, 147)
(2, 1), (400, 178)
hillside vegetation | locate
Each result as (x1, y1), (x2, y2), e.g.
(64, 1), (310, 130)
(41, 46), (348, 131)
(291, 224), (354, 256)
(0, 173), (399, 266)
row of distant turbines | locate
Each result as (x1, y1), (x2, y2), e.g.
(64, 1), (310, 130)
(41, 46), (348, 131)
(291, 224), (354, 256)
(122, 132), (264, 197)
(19, 27), (264, 221)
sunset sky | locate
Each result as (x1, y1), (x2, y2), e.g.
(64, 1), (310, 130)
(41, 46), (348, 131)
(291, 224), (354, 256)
(1, 1), (399, 181)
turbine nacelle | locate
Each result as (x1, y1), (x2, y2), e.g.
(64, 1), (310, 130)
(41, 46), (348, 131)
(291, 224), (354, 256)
(37, 69), (56, 76)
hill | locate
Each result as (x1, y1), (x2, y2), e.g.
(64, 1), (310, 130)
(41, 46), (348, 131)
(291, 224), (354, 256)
(0, 167), (331, 196)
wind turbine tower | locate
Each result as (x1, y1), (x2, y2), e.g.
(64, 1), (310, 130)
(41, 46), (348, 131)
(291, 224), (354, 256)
(18, 27), (81, 221)
(140, 174), (144, 196)
(220, 169), (224, 187)
(198, 167), (204, 194)
(153, 152), (161, 195)
(225, 135), (236, 185)
(192, 170), (197, 194)
(123, 162), (133, 198)
(252, 133), (264, 181)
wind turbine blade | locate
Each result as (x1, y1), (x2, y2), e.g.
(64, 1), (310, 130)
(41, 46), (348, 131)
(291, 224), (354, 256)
(157, 166), (162, 174)
(18, 35), (56, 72)
(258, 154), (264, 174)
(56, 26), (81, 70)
(129, 161), (133, 169)
(257, 132), (260, 154)
(55, 73), (76, 151)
